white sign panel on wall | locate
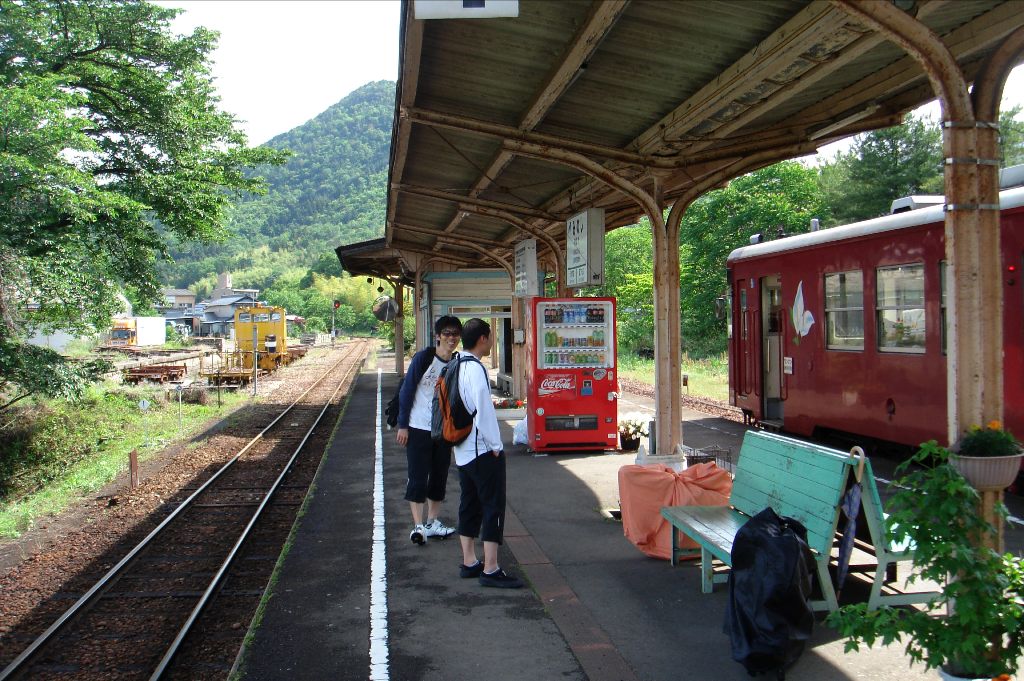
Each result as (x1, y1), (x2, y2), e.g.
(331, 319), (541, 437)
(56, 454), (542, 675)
(514, 239), (539, 297)
(414, 0), (519, 19)
(565, 208), (605, 288)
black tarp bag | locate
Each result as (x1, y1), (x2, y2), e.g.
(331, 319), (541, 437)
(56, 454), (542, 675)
(723, 507), (815, 680)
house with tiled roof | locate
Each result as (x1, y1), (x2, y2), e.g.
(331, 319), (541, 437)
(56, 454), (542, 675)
(159, 288), (196, 310)
(193, 274), (262, 337)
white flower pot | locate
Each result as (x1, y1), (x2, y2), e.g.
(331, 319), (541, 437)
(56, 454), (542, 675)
(951, 452), (1024, 490)
(937, 667), (1008, 681)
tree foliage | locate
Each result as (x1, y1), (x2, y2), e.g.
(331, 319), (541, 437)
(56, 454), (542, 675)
(162, 81), (394, 290)
(159, 80), (394, 337)
(1000, 105), (1024, 167)
(818, 115), (942, 224)
(596, 225), (654, 353)
(0, 0), (286, 406)
(679, 161), (828, 356)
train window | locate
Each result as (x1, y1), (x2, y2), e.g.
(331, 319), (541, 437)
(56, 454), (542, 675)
(739, 288), (748, 340)
(725, 293), (733, 339)
(877, 263), (926, 352)
(238, 313), (251, 323)
(939, 261), (947, 354)
(271, 313), (282, 321)
(255, 314), (270, 322)
(824, 271), (864, 350)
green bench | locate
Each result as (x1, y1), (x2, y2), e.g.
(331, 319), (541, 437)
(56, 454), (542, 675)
(661, 430), (932, 612)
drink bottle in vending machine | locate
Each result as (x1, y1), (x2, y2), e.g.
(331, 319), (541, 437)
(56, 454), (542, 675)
(525, 296), (618, 452)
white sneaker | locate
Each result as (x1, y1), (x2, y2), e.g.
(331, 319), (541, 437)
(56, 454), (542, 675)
(424, 518), (455, 538)
(410, 524), (427, 545)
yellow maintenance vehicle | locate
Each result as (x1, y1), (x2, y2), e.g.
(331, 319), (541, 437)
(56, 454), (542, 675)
(200, 305), (307, 385)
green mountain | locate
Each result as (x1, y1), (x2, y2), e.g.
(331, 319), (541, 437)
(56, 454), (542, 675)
(163, 80), (395, 295)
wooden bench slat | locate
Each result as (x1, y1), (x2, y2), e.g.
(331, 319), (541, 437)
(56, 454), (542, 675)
(662, 506), (744, 560)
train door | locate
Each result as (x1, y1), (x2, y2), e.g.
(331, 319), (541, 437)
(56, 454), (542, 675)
(761, 276), (784, 423)
(733, 279), (754, 407)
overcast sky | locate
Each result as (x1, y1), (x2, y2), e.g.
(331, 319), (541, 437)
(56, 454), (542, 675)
(158, 1), (1022, 157)
(158, 1), (401, 145)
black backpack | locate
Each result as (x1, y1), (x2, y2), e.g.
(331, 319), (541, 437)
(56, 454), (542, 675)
(384, 347), (435, 428)
(724, 507), (814, 680)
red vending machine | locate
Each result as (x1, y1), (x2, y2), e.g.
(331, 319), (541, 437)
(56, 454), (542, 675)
(525, 297), (618, 452)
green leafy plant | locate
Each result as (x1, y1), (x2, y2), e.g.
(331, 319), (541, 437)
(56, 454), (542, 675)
(827, 441), (1024, 678)
(956, 421), (1021, 458)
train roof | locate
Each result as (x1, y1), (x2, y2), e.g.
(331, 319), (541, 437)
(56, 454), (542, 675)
(727, 185), (1024, 265)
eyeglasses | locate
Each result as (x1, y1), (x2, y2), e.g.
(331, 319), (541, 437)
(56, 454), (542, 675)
(440, 330), (460, 337)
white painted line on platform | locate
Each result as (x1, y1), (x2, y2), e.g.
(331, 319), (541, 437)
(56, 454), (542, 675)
(369, 368), (389, 680)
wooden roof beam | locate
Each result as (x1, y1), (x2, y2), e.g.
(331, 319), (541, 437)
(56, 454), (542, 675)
(801, 1), (1022, 123)
(457, 203), (567, 295)
(631, 1), (851, 155)
(404, 106), (683, 168)
(527, 109), (902, 223)
(389, 241), (478, 268)
(393, 221), (510, 249)
(670, 1), (952, 157)
(396, 183), (562, 221)
(385, 3), (423, 244)
(425, 234), (513, 280)
(431, 0), (629, 240)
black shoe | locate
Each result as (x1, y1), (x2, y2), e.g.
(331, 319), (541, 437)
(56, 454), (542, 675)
(459, 560), (484, 578)
(479, 568), (524, 589)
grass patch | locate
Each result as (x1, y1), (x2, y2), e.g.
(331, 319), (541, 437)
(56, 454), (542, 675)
(0, 382), (248, 538)
(617, 352), (729, 402)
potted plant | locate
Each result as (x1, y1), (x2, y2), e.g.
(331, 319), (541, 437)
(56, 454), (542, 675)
(950, 421), (1023, 490)
(618, 413), (649, 452)
(492, 396), (525, 410)
(827, 441), (1024, 680)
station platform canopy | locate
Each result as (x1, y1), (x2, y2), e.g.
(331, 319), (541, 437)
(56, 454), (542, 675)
(332, 0), (1022, 279)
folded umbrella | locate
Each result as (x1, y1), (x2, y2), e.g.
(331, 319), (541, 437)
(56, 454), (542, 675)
(836, 447), (866, 596)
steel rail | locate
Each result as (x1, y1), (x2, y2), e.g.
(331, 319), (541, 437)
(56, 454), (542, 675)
(0, 341), (367, 681)
(150, 344), (365, 679)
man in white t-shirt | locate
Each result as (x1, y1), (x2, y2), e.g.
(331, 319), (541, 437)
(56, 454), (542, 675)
(396, 315), (462, 545)
(453, 318), (523, 588)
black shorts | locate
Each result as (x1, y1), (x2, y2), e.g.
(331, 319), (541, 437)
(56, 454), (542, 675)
(457, 451), (506, 544)
(404, 427), (452, 503)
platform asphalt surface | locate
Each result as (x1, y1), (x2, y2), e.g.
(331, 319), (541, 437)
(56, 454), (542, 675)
(238, 360), (976, 680)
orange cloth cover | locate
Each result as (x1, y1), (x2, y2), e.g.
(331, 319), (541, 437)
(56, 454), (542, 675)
(617, 462), (733, 560)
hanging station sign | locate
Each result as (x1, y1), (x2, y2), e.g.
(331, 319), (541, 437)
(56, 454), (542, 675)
(414, 0), (519, 20)
(514, 239), (539, 297)
(565, 208), (605, 288)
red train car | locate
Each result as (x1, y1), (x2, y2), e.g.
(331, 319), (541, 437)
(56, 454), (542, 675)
(726, 173), (1024, 450)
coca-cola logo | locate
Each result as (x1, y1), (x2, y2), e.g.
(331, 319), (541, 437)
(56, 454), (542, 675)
(538, 374), (576, 396)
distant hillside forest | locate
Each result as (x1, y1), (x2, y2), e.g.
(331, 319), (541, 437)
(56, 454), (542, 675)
(159, 80), (395, 334)
(159, 76), (1024, 349)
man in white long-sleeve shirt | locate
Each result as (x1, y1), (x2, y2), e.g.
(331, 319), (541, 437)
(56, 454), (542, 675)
(453, 318), (523, 588)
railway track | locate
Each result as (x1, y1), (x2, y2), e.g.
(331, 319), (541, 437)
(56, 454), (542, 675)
(0, 340), (370, 681)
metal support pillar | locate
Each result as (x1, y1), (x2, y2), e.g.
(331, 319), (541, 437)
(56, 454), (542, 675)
(394, 283), (405, 378)
(833, 0), (1007, 441)
(414, 268), (424, 348)
(503, 139), (684, 453)
(457, 204), (568, 296)
(512, 296), (527, 401)
(834, 0), (1020, 552)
